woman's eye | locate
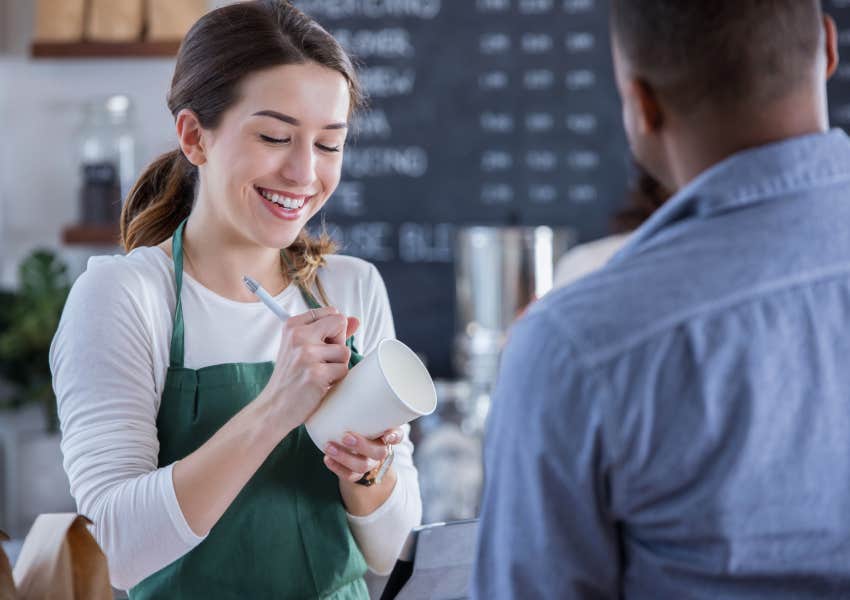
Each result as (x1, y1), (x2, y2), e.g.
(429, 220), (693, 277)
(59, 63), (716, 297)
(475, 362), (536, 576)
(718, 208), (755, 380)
(260, 134), (289, 144)
(316, 143), (342, 153)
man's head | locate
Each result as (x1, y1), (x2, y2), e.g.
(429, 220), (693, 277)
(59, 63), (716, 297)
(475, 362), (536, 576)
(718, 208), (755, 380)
(610, 0), (837, 190)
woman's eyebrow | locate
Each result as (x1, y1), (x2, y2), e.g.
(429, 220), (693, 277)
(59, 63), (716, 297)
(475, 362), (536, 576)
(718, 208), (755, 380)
(252, 109), (347, 130)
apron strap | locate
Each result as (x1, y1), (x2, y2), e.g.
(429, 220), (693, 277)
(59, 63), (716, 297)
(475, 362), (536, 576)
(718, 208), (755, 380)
(281, 250), (364, 366)
(169, 218), (189, 369)
(168, 229), (363, 369)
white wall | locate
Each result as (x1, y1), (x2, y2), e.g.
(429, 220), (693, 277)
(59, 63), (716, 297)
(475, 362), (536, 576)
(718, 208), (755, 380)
(0, 0), (193, 287)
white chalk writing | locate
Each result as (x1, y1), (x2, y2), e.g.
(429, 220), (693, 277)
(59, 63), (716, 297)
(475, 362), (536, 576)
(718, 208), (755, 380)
(343, 147), (429, 177)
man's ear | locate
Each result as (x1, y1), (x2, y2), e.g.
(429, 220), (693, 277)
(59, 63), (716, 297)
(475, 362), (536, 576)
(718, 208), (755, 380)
(628, 78), (664, 135)
(175, 109), (207, 166)
(824, 14), (839, 80)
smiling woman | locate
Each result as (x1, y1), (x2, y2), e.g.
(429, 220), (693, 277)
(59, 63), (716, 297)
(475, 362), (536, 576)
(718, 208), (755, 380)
(48, 1), (423, 598)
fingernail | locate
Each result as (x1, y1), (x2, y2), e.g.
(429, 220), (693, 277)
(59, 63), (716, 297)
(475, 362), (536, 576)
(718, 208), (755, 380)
(386, 433), (398, 443)
(325, 444), (339, 456)
(343, 434), (357, 447)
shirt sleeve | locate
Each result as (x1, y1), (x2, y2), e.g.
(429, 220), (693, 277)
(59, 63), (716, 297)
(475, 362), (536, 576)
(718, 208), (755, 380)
(345, 262), (422, 574)
(471, 311), (621, 599)
(347, 423), (421, 575)
(50, 260), (205, 591)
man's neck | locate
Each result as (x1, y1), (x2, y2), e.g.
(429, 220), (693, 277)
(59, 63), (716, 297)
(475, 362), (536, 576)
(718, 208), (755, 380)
(664, 93), (829, 189)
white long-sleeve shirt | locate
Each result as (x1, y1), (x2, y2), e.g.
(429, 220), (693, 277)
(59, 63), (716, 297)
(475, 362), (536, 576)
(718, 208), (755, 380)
(49, 246), (422, 590)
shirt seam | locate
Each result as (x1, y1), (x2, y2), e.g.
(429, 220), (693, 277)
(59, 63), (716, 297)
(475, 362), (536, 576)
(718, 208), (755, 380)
(571, 262), (850, 369)
(535, 314), (622, 511)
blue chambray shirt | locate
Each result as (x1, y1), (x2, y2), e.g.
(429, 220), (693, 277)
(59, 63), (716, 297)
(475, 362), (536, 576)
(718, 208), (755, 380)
(472, 130), (850, 599)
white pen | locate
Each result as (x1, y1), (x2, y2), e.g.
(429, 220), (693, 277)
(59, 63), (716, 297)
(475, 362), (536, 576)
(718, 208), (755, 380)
(242, 275), (291, 322)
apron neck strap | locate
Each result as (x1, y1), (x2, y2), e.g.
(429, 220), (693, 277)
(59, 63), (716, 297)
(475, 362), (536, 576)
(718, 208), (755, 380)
(167, 229), (346, 369)
(169, 218), (188, 369)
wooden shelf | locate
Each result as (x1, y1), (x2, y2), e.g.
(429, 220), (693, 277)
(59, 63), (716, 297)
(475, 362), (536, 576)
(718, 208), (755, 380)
(31, 40), (180, 59)
(62, 224), (121, 246)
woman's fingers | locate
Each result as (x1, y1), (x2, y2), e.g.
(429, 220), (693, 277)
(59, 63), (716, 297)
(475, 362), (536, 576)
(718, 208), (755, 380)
(306, 343), (350, 365)
(306, 312), (349, 345)
(322, 431), (398, 482)
(323, 443), (379, 479)
(323, 455), (368, 482)
(380, 428), (404, 445)
(284, 308), (359, 349)
(345, 316), (360, 339)
(332, 432), (391, 460)
(323, 316), (359, 348)
(285, 306), (338, 327)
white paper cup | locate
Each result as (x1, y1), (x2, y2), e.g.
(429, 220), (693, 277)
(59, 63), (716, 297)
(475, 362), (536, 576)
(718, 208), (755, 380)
(305, 338), (438, 450)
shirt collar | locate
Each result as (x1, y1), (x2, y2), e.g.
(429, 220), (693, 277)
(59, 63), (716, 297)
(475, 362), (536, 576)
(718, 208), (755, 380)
(611, 128), (850, 264)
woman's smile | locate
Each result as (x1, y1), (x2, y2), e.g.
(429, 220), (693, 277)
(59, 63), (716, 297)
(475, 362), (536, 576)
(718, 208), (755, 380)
(254, 185), (314, 221)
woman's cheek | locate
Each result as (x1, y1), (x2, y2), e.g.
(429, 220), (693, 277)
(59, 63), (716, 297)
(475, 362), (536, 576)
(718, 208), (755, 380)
(319, 157), (342, 190)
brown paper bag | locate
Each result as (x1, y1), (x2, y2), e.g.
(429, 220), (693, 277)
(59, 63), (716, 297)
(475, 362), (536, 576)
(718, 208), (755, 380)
(86, 0), (144, 42)
(33, 0), (86, 42)
(0, 529), (15, 600)
(147, 0), (207, 41)
(13, 515), (110, 600)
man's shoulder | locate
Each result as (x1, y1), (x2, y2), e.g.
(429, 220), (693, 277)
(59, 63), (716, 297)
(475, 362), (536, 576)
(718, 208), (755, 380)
(530, 236), (715, 367)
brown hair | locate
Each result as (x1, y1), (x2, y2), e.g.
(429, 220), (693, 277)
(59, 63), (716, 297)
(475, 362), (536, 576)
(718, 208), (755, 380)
(120, 0), (364, 291)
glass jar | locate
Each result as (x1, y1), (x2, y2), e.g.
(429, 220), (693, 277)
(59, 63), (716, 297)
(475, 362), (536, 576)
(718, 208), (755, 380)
(76, 94), (137, 225)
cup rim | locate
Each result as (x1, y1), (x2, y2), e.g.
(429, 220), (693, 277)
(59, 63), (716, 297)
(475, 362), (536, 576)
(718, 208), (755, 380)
(376, 338), (437, 416)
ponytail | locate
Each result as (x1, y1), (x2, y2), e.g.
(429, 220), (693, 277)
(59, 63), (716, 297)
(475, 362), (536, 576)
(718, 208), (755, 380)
(120, 149), (196, 251)
(285, 229), (338, 303)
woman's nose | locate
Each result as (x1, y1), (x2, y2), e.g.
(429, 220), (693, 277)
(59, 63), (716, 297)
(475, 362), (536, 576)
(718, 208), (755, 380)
(280, 142), (316, 187)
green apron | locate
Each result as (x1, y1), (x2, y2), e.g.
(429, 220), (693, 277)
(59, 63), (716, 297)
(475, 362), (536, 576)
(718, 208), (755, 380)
(130, 220), (368, 599)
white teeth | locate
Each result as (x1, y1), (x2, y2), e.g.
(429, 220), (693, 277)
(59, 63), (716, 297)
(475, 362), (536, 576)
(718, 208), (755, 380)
(258, 188), (306, 210)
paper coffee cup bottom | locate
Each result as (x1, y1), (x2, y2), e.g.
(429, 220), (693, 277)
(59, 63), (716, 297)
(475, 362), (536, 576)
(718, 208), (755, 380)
(305, 338), (437, 450)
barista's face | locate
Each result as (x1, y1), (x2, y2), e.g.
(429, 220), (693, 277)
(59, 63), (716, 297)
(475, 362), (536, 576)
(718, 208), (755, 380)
(185, 61), (350, 250)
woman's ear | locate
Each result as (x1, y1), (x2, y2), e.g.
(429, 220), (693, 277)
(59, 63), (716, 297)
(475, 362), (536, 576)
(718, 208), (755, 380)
(175, 109), (207, 166)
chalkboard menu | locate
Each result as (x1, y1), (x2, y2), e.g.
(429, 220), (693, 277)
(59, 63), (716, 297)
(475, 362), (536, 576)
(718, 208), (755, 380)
(300, 0), (850, 377)
(297, 0), (628, 376)
(827, 0), (850, 130)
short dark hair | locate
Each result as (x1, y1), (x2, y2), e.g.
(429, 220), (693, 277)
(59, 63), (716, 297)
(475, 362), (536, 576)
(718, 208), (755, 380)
(610, 0), (823, 113)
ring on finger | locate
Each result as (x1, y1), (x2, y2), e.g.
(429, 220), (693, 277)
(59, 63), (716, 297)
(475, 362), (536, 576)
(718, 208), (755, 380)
(309, 308), (319, 323)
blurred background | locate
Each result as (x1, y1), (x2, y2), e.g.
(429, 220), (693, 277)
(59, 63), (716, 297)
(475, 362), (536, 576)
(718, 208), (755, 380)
(2, 0), (850, 573)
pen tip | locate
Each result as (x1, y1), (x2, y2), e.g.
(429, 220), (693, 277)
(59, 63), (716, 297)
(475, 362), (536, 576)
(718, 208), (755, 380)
(242, 275), (258, 293)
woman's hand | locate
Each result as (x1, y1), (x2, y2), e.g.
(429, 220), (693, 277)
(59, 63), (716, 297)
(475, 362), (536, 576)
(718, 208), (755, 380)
(259, 307), (359, 437)
(323, 428), (403, 482)
(172, 308), (359, 538)
(325, 428), (403, 516)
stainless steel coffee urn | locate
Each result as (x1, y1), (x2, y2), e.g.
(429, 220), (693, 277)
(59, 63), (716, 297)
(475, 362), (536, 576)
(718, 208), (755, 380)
(453, 226), (575, 385)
